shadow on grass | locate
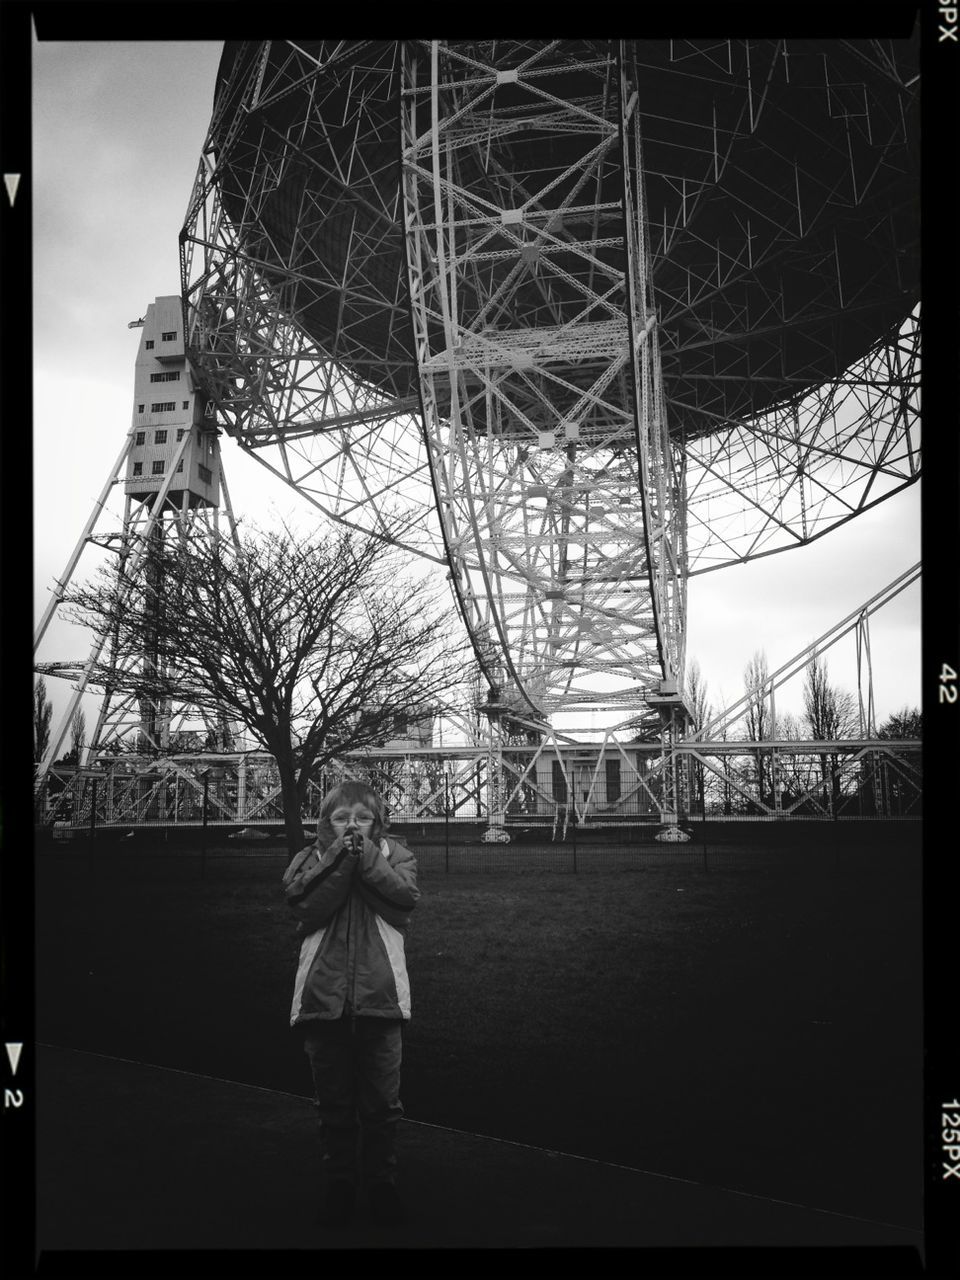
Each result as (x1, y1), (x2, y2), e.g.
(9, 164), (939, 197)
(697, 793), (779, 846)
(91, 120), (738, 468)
(36, 829), (922, 1228)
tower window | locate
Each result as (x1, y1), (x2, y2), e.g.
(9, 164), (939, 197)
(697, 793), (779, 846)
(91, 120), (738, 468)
(198, 464), (212, 484)
(132, 462), (143, 476)
(154, 430), (167, 444)
(176, 460), (184, 473)
(134, 431), (145, 445)
(145, 340), (154, 349)
(138, 404), (144, 413)
(182, 401), (189, 409)
(151, 401), (175, 412)
(161, 331), (177, 341)
(151, 460), (165, 475)
(149, 370), (180, 383)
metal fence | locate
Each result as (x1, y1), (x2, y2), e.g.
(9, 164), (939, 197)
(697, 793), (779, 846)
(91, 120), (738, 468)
(35, 829), (921, 888)
(34, 740), (922, 837)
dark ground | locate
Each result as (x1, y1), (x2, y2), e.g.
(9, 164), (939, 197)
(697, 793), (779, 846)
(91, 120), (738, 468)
(35, 824), (923, 1232)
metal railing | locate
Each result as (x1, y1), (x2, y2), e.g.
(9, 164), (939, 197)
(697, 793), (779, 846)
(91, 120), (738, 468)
(34, 740), (922, 835)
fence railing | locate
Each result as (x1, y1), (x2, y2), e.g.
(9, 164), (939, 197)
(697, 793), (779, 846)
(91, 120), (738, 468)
(35, 830), (922, 888)
(34, 740), (922, 834)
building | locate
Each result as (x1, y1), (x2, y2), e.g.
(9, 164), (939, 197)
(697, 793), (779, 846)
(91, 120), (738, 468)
(504, 745), (660, 824)
(124, 296), (220, 510)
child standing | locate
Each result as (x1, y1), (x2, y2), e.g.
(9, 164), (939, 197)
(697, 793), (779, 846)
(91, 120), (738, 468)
(282, 781), (419, 1228)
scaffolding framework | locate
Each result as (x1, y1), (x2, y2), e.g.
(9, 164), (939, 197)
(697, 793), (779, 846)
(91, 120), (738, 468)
(179, 38), (920, 734)
(35, 300), (241, 777)
(398, 42), (685, 724)
(36, 737), (921, 835)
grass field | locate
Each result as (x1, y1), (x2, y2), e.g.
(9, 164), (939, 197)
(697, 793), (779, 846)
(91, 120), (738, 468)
(35, 827), (923, 1229)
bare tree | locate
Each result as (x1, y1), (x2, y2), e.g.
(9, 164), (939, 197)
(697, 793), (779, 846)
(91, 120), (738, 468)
(684, 658), (711, 815)
(775, 711), (819, 809)
(877, 706), (922, 739)
(870, 705), (922, 816)
(802, 652), (858, 741)
(34, 677), (52, 763)
(68, 523), (469, 856)
(70, 707), (87, 764)
(743, 650), (770, 742)
(742, 650), (770, 807)
(777, 711), (803, 738)
(713, 685), (733, 816)
(684, 658), (711, 731)
(802, 652), (858, 813)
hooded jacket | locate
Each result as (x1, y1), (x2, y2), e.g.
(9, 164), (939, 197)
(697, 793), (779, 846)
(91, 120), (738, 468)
(283, 833), (419, 1026)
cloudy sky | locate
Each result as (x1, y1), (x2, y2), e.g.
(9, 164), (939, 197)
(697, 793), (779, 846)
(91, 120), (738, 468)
(32, 39), (922, 751)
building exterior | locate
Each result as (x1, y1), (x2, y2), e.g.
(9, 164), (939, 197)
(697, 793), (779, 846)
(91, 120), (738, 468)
(124, 296), (220, 510)
(380, 712), (435, 752)
(525, 746), (658, 823)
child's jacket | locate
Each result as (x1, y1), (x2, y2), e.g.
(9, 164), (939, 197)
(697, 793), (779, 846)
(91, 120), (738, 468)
(282, 834), (419, 1026)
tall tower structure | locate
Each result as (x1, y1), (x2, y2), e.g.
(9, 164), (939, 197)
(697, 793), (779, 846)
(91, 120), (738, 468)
(121, 296), (226, 752)
(35, 296), (238, 774)
(125, 296), (221, 516)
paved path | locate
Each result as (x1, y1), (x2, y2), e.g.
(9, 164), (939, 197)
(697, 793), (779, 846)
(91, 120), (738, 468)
(35, 1043), (924, 1255)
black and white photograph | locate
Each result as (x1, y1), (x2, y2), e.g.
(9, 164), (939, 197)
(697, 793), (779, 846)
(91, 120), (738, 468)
(4, 4), (958, 1274)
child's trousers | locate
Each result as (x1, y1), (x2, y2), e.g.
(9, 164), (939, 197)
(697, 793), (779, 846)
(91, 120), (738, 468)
(302, 1015), (404, 1188)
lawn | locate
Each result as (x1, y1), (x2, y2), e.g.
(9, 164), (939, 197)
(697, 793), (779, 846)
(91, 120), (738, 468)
(35, 829), (923, 1228)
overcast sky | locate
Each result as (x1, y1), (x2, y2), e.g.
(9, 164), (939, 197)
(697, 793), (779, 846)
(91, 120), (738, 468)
(32, 39), (922, 750)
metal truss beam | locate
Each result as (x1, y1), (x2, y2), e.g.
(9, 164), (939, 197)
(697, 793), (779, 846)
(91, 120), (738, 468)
(179, 38), (920, 736)
(691, 560), (920, 742)
(35, 383), (241, 785)
(401, 41), (685, 719)
(36, 739), (921, 834)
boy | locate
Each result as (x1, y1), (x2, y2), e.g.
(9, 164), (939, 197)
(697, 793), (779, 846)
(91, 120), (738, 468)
(282, 781), (419, 1228)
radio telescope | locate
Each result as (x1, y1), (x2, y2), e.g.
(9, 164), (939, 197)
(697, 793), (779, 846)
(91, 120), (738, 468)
(180, 37), (920, 739)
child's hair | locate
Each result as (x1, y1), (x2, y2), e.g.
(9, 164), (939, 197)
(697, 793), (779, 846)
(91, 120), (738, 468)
(315, 780), (390, 848)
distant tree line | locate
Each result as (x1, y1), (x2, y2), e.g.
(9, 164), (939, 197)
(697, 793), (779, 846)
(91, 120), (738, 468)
(685, 648), (921, 744)
(34, 679), (87, 766)
(681, 650), (920, 817)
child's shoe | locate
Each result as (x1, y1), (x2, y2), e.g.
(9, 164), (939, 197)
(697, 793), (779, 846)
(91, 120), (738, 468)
(368, 1180), (406, 1227)
(319, 1179), (356, 1228)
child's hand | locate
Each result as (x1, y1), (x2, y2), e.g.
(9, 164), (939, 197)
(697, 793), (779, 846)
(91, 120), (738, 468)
(329, 831), (364, 858)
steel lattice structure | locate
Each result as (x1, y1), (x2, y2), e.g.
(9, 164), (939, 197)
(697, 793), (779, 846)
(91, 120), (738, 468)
(36, 499), (234, 759)
(36, 739), (921, 835)
(34, 299), (242, 773)
(180, 37), (920, 735)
